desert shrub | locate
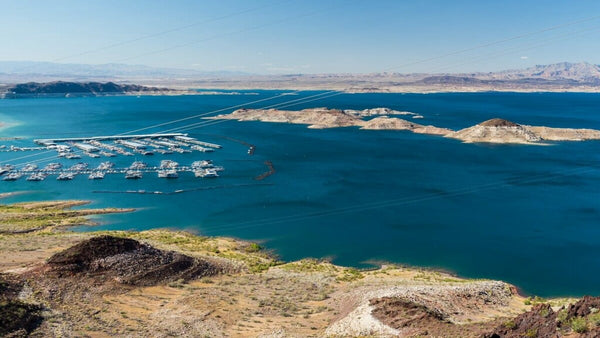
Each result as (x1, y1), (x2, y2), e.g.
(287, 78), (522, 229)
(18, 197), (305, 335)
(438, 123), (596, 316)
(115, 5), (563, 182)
(245, 243), (262, 253)
(570, 317), (589, 333)
(524, 328), (537, 337)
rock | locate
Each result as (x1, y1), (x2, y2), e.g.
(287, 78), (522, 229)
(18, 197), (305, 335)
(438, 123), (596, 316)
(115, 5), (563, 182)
(484, 296), (600, 338)
(449, 118), (542, 144)
(46, 236), (230, 286)
(0, 274), (44, 337)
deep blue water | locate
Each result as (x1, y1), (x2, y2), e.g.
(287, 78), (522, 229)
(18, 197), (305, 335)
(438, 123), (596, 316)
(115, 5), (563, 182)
(0, 91), (599, 297)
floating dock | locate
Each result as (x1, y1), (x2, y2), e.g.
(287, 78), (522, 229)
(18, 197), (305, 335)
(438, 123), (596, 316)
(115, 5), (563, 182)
(34, 133), (189, 146)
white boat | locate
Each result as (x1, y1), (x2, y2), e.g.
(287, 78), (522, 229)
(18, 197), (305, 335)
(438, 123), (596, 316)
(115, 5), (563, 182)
(26, 173), (47, 181)
(135, 149), (154, 156)
(43, 163), (62, 171)
(194, 168), (218, 178)
(125, 170), (143, 179)
(100, 151), (116, 157)
(158, 169), (178, 178)
(0, 165), (14, 175)
(97, 161), (114, 170)
(3, 172), (22, 181)
(160, 160), (178, 169)
(129, 161), (147, 169)
(65, 153), (81, 159)
(88, 171), (105, 180)
(85, 152), (101, 158)
(191, 160), (213, 169)
(57, 172), (76, 180)
(22, 163), (38, 171)
(69, 162), (88, 171)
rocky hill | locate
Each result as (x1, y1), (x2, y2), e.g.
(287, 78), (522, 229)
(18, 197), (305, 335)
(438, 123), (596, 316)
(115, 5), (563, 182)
(449, 118), (543, 144)
(449, 118), (600, 144)
(1, 81), (168, 98)
(46, 236), (233, 286)
(484, 62), (600, 83)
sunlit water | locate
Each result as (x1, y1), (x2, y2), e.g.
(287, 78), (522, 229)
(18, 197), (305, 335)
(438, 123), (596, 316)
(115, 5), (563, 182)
(0, 91), (599, 296)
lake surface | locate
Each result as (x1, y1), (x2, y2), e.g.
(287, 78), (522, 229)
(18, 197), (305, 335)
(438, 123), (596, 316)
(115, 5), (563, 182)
(0, 91), (599, 297)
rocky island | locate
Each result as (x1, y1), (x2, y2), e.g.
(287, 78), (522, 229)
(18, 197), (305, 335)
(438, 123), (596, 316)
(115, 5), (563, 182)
(208, 108), (600, 145)
(207, 107), (452, 135)
(2, 199), (600, 337)
(449, 118), (600, 144)
(0, 81), (196, 98)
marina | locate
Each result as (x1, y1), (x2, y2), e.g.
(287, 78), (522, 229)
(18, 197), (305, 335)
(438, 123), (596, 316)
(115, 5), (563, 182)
(0, 132), (225, 182)
(0, 133), (223, 160)
(0, 160), (224, 181)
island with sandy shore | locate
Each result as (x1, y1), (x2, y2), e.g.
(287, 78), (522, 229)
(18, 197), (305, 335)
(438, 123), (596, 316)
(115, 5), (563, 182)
(2, 199), (600, 337)
(208, 107), (600, 145)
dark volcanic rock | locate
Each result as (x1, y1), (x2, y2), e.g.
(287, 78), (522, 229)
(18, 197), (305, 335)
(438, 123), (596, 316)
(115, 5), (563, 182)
(478, 118), (520, 127)
(567, 296), (600, 318)
(5, 81), (162, 96)
(370, 296), (447, 328)
(0, 274), (44, 337)
(484, 303), (560, 338)
(485, 297), (600, 337)
(47, 236), (228, 286)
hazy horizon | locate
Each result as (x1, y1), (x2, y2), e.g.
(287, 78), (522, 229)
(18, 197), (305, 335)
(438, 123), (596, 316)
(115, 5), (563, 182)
(2, 0), (600, 75)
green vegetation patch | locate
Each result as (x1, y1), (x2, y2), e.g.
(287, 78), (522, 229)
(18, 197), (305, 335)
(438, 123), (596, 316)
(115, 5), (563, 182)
(336, 268), (364, 282)
(570, 317), (589, 333)
(280, 259), (338, 274)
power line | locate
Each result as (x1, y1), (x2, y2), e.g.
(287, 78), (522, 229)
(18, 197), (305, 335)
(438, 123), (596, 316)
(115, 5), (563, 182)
(199, 165), (598, 233)
(9, 0), (293, 74)
(3, 13), (600, 168)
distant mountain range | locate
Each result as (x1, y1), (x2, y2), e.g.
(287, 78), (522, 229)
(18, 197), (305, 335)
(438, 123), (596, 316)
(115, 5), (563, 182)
(0, 61), (248, 83)
(189, 62), (600, 92)
(1, 61), (599, 92)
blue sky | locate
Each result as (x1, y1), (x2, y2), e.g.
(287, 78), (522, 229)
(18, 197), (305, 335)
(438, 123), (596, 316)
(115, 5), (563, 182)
(1, 0), (600, 74)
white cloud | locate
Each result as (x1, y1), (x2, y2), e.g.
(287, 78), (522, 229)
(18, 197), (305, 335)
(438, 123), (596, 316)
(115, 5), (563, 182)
(520, 56), (529, 60)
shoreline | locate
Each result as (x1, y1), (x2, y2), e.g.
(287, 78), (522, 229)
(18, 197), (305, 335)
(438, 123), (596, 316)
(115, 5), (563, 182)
(0, 198), (567, 297)
(2, 88), (600, 99)
(207, 107), (600, 145)
(0, 199), (589, 336)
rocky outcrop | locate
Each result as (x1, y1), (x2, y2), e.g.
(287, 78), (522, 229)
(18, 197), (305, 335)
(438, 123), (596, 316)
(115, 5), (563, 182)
(449, 118), (542, 144)
(526, 125), (600, 141)
(484, 296), (600, 338)
(360, 116), (452, 135)
(46, 236), (231, 286)
(344, 107), (422, 118)
(0, 274), (44, 337)
(208, 108), (600, 144)
(211, 107), (359, 129)
(326, 281), (517, 337)
(449, 118), (600, 144)
(208, 107), (452, 137)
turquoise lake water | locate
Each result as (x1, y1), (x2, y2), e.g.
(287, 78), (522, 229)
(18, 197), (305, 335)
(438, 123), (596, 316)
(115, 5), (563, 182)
(0, 91), (599, 297)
